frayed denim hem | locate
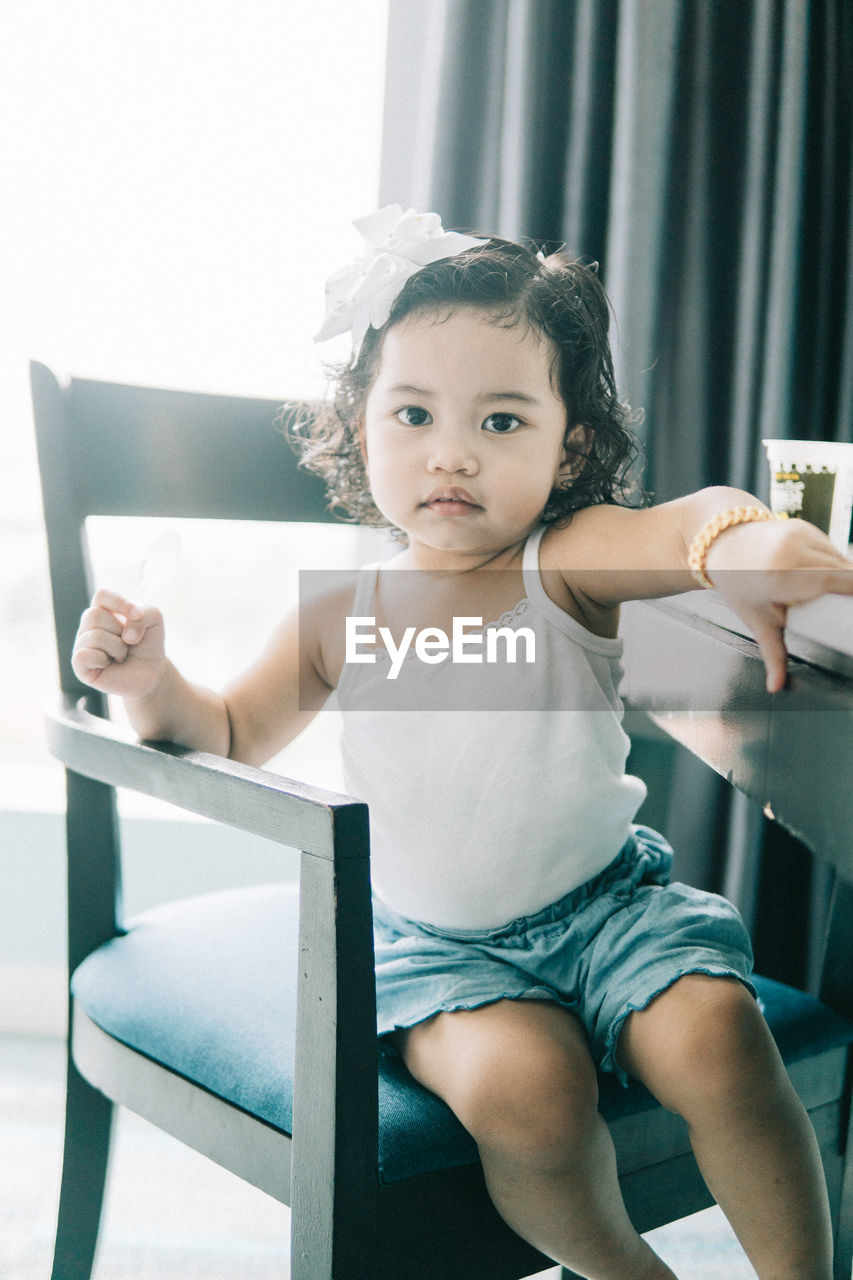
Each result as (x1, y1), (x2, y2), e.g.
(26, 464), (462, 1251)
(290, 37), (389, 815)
(601, 966), (759, 1088)
(378, 986), (577, 1055)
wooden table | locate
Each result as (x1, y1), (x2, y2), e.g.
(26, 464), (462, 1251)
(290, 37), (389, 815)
(620, 588), (853, 1260)
(619, 591), (853, 881)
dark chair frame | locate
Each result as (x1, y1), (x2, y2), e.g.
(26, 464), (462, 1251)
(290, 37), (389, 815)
(32, 360), (853, 1279)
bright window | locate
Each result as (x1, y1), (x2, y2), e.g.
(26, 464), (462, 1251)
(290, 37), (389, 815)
(0, 1), (390, 783)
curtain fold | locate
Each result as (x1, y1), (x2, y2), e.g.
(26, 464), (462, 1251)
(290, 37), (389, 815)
(380, 0), (852, 988)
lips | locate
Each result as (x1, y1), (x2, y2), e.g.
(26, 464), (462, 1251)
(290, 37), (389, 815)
(422, 486), (481, 513)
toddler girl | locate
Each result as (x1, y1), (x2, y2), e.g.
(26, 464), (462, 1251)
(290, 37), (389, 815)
(73, 208), (852, 1278)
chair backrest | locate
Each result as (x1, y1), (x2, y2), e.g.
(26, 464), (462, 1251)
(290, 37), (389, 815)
(33, 363), (386, 1276)
(31, 359), (348, 969)
(30, 361), (334, 701)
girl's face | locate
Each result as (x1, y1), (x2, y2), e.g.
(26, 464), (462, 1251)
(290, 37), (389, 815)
(362, 307), (574, 566)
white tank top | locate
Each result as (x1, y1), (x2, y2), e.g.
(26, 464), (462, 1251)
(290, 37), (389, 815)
(338, 525), (647, 930)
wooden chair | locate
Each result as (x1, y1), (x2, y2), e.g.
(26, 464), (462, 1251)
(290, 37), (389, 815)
(32, 360), (853, 1279)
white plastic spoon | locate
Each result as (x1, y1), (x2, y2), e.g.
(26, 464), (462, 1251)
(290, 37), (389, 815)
(132, 527), (183, 597)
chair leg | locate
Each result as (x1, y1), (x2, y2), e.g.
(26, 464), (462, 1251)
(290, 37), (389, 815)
(51, 1054), (114, 1280)
(836, 1147), (853, 1279)
(830, 1065), (853, 1280)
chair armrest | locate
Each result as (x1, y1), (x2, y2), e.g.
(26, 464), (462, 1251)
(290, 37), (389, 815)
(49, 696), (381, 1212)
(46, 696), (367, 862)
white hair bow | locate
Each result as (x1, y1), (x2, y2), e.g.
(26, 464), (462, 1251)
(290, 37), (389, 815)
(314, 205), (486, 353)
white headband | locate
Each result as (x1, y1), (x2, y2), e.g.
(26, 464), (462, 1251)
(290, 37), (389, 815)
(314, 205), (487, 354)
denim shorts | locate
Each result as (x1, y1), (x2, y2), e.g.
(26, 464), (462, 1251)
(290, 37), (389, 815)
(373, 825), (756, 1085)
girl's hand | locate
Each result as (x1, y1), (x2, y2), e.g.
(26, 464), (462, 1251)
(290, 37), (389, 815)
(71, 588), (167, 700)
(704, 518), (853, 693)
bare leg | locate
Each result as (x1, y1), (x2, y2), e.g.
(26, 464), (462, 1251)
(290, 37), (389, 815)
(617, 974), (833, 1280)
(399, 1000), (676, 1279)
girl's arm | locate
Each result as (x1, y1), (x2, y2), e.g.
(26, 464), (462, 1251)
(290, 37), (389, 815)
(220, 604), (334, 767)
(71, 588), (333, 765)
(546, 485), (853, 691)
(547, 486), (767, 600)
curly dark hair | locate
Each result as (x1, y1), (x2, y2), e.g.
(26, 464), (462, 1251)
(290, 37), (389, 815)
(287, 238), (643, 531)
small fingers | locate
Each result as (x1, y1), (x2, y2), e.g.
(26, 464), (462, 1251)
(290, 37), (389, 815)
(72, 592), (165, 693)
(751, 616), (789, 694)
(775, 565), (853, 608)
(78, 605), (127, 639)
(122, 604), (164, 645)
(75, 627), (129, 664)
(71, 645), (113, 685)
(81, 597), (161, 646)
(91, 587), (143, 622)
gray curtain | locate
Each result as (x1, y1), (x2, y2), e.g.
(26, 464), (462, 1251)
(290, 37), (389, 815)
(379, 0), (851, 989)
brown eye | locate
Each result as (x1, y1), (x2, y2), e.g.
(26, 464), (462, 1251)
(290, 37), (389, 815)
(396, 406), (432, 426)
(483, 413), (523, 434)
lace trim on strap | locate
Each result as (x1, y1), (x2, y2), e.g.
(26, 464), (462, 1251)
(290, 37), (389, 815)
(483, 597), (531, 630)
(370, 597), (532, 665)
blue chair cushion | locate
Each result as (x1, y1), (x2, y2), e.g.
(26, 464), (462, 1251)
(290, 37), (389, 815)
(71, 884), (853, 1185)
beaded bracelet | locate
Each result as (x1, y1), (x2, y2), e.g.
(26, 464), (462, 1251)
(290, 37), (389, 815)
(687, 505), (785, 590)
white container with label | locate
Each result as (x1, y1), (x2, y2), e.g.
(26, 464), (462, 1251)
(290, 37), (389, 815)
(763, 439), (853, 552)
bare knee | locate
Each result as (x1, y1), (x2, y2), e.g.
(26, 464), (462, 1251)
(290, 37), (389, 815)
(460, 1039), (600, 1167)
(619, 975), (784, 1120)
(401, 1001), (600, 1168)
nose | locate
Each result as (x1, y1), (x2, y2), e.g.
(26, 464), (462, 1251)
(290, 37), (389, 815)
(426, 425), (479, 476)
